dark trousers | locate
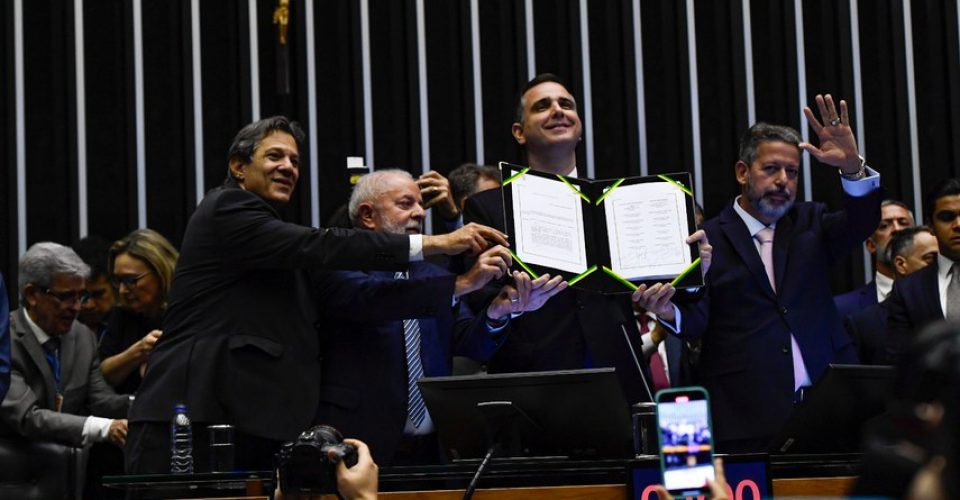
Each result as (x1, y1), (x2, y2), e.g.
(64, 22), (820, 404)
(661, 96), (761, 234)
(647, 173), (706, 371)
(125, 421), (283, 474)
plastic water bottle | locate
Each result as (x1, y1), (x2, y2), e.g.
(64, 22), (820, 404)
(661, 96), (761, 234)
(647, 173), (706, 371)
(170, 404), (194, 473)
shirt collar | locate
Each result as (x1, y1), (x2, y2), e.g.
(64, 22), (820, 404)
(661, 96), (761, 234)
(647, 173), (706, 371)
(938, 253), (958, 281)
(875, 272), (894, 300)
(732, 196), (775, 236)
(22, 308), (52, 346)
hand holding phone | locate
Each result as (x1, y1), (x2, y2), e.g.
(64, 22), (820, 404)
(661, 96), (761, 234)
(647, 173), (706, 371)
(656, 387), (716, 498)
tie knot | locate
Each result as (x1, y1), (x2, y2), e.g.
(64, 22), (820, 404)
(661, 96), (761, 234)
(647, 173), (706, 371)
(755, 227), (774, 244)
(43, 338), (61, 354)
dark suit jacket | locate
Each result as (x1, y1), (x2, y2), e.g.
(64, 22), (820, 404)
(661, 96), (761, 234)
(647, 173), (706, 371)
(311, 261), (502, 464)
(834, 281), (878, 320)
(129, 183), (411, 442)
(844, 301), (889, 365)
(463, 189), (654, 404)
(0, 309), (130, 446)
(676, 192), (880, 443)
(884, 262), (945, 363)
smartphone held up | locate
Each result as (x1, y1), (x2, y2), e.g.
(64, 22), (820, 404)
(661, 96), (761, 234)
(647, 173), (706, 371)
(656, 386), (716, 498)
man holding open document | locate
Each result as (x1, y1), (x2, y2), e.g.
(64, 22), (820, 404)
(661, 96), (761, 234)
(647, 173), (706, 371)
(463, 74), (711, 404)
(637, 95), (882, 453)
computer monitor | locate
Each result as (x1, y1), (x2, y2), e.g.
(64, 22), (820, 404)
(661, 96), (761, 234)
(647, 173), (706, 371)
(418, 368), (633, 460)
(770, 364), (895, 454)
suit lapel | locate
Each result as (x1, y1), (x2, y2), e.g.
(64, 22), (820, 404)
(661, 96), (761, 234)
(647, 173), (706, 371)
(772, 212), (794, 293)
(14, 309), (58, 408)
(922, 263), (945, 320)
(718, 205), (776, 298)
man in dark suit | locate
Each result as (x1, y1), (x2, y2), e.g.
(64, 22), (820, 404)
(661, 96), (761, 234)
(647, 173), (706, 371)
(464, 74), (711, 404)
(834, 200), (914, 319)
(845, 226), (938, 364)
(313, 170), (564, 465)
(639, 95), (882, 452)
(126, 117), (509, 474)
(0, 243), (130, 446)
(885, 178), (960, 362)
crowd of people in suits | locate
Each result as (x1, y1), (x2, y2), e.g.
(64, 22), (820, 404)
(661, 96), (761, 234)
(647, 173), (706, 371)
(0, 73), (958, 499)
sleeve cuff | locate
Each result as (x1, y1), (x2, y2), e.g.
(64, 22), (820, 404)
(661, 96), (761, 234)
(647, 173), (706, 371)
(409, 235), (424, 262)
(840, 166), (880, 196)
(82, 416), (113, 445)
(659, 304), (682, 334)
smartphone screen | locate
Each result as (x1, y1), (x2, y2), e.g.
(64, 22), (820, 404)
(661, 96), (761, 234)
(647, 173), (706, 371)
(656, 387), (715, 497)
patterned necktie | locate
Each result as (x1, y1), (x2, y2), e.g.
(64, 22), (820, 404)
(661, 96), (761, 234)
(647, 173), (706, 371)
(754, 227), (776, 291)
(947, 263), (960, 320)
(42, 337), (62, 394)
(396, 272), (427, 428)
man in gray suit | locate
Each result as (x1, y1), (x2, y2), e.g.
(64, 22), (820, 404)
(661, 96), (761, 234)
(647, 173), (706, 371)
(0, 242), (129, 447)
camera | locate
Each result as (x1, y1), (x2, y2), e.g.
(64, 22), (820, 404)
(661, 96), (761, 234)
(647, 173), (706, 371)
(276, 425), (358, 495)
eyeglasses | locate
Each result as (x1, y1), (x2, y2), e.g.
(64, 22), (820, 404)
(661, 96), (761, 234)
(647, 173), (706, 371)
(41, 288), (90, 306)
(111, 272), (151, 289)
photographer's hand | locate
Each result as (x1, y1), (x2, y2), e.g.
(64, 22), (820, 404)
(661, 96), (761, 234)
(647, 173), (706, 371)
(333, 438), (378, 500)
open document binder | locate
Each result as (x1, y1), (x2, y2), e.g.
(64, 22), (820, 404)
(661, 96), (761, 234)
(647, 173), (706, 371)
(498, 162), (704, 293)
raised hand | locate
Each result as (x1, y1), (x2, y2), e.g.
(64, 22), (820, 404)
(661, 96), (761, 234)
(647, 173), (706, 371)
(800, 93), (861, 174)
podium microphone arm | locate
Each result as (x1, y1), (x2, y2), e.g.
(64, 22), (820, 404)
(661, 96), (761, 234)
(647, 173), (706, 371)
(621, 324), (655, 402)
(463, 442), (497, 500)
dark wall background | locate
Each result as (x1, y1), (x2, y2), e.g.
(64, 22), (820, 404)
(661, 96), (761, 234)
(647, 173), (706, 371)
(2, 0), (959, 303)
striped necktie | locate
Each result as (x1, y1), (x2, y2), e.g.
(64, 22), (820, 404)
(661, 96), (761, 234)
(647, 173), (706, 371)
(396, 271), (427, 428)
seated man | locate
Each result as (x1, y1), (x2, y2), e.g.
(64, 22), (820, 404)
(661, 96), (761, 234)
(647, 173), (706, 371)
(313, 170), (564, 465)
(846, 226), (939, 364)
(885, 178), (960, 362)
(0, 243), (129, 447)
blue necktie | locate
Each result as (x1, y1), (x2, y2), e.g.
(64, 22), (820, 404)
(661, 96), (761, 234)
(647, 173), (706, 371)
(396, 272), (427, 428)
(42, 338), (62, 394)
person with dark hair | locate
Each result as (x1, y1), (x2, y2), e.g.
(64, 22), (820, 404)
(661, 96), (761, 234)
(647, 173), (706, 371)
(72, 235), (118, 341)
(846, 226), (938, 364)
(99, 228), (179, 395)
(447, 163), (501, 213)
(463, 74), (711, 405)
(834, 199), (914, 319)
(313, 170), (563, 466)
(125, 116), (508, 474)
(637, 95), (882, 452)
(885, 177), (960, 363)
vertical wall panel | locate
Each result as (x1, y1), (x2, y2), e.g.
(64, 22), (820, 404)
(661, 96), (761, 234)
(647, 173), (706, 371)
(83, 0), (136, 243)
(587, 0), (638, 181)
(424, 0), (472, 172)
(477, 0), (526, 166)
(639, 1), (693, 178)
(692, 0), (746, 217)
(369, 1), (420, 170)
(141, 0), (191, 244)
(23, 0), (76, 246)
(311, 0), (365, 222)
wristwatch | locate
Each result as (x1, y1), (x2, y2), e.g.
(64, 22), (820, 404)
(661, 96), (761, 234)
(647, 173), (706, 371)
(839, 155), (867, 180)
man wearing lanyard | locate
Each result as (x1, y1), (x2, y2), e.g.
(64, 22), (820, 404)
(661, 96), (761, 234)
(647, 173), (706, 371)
(0, 243), (129, 447)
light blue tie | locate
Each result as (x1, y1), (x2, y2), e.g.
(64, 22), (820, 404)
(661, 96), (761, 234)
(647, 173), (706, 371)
(396, 272), (427, 428)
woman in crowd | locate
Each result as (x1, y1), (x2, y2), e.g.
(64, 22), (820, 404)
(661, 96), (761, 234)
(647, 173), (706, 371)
(99, 228), (179, 395)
